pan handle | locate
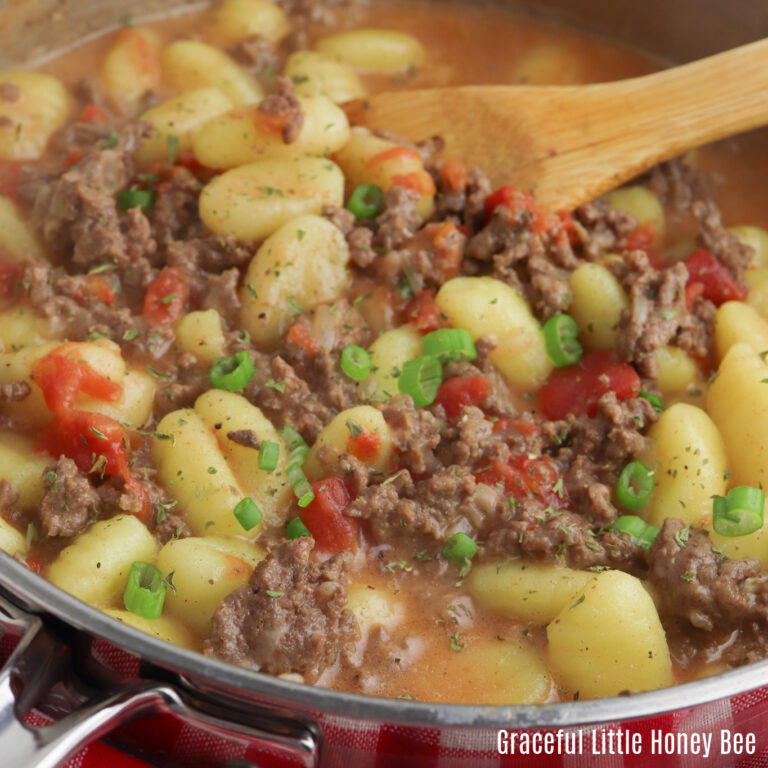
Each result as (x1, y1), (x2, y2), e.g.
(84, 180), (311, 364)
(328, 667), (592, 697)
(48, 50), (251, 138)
(0, 595), (320, 768)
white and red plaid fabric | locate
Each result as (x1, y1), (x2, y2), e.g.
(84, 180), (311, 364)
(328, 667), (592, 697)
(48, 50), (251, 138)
(6, 631), (768, 767)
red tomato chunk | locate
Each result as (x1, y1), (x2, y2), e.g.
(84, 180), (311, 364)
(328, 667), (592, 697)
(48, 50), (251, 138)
(476, 454), (567, 510)
(301, 476), (358, 553)
(143, 266), (188, 325)
(684, 249), (745, 307)
(436, 376), (493, 421)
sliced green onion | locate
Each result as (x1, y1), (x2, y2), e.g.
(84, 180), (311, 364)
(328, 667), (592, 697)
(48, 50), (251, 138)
(543, 313), (582, 367)
(210, 351), (255, 392)
(712, 486), (765, 537)
(258, 441), (280, 472)
(123, 561), (166, 619)
(233, 497), (263, 531)
(117, 188), (155, 213)
(286, 517), (312, 539)
(341, 344), (372, 380)
(639, 390), (664, 413)
(442, 532), (477, 563)
(347, 183), (383, 219)
(281, 425), (315, 507)
(616, 460), (654, 510)
(421, 328), (477, 364)
(398, 355), (443, 408)
(610, 515), (660, 551)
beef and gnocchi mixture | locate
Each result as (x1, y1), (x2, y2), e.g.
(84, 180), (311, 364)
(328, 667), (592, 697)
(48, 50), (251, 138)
(2, 0), (768, 705)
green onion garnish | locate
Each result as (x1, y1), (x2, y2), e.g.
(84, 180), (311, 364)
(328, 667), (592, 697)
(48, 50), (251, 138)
(117, 188), (155, 213)
(398, 355), (443, 408)
(712, 486), (765, 537)
(639, 390), (664, 413)
(209, 351), (255, 392)
(346, 183), (383, 220)
(616, 460), (654, 510)
(610, 515), (660, 551)
(341, 344), (372, 380)
(258, 441), (280, 472)
(123, 561), (166, 619)
(233, 497), (263, 531)
(441, 532), (477, 563)
(280, 425), (315, 507)
(543, 313), (583, 368)
(286, 517), (312, 539)
(421, 328), (477, 364)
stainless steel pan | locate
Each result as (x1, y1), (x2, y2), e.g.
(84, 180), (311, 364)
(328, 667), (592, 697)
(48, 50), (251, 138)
(1, 1), (768, 765)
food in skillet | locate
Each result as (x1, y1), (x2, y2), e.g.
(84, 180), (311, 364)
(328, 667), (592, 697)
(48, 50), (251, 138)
(2, 0), (768, 704)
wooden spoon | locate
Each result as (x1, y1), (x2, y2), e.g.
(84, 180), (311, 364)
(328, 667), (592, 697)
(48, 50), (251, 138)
(343, 37), (768, 210)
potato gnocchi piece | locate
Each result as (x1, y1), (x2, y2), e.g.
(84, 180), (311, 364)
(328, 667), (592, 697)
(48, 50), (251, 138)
(103, 608), (201, 651)
(714, 300), (768, 360)
(304, 405), (395, 481)
(361, 324), (422, 402)
(315, 29), (425, 74)
(136, 87), (233, 166)
(568, 262), (628, 350)
(200, 158), (344, 241)
(436, 276), (552, 390)
(176, 309), (227, 364)
(467, 561), (593, 624)
(284, 51), (366, 103)
(0, 305), (52, 353)
(194, 390), (293, 529)
(0, 433), (48, 509)
(0, 340), (156, 429)
(346, 581), (401, 631)
(161, 40), (264, 106)
(709, 501), (768, 569)
(152, 409), (250, 538)
(707, 342), (768, 489)
(213, 0), (290, 44)
(101, 28), (161, 110)
(451, 639), (553, 705)
(156, 536), (258, 635)
(638, 403), (728, 529)
(0, 517), (26, 557)
(745, 268), (768, 320)
(333, 127), (435, 220)
(602, 185), (665, 241)
(0, 71), (71, 161)
(654, 345), (699, 396)
(730, 225), (768, 269)
(546, 570), (673, 699)
(193, 95), (350, 169)
(239, 213), (349, 346)
(46, 515), (158, 607)
(0, 194), (46, 260)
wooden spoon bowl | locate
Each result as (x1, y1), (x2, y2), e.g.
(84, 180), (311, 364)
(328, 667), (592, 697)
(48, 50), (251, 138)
(343, 37), (768, 210)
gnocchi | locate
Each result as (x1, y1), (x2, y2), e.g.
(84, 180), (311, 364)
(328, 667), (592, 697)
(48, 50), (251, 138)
(315, 29), (426, 74)
(284, 51), (366, 103)
(101, 28), (161, 110)
(212, 0), (290, 44)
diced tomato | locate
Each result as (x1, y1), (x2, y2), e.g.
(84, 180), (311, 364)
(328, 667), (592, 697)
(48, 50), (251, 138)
(367, 146), (422, 168)
(485, 185), (560, 235)
(684, 280), (705, 310)
(539, 349), (641, 420)
(403, 289), (447, 333)
(79, 105), (108, 123)
(31, 346), (123, 413)
(440, 157), (469, 191)
(143, 267), (188, 326)
(73, 275), (115, 305)
(62, 150), (84, 169)
(391, 170), (436, 197)
(624, 220), (656, 253)
(25, 558), (45, 575)
(436, 376), (493, 421)
(0, 257), (21, 300)
(509, 418), (540, 437)
(476, 454), (567, 509)
(288, 323), (320, 357)
(300, 476), (358, 553)
(347, 428), (382, 464)
(0, 163), (23, 202)
(684, 249), (746, 306)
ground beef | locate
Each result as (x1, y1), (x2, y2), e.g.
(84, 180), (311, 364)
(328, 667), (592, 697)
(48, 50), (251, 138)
(151, 167), (203, 243)
(381, 396), (442, 475)
(227, 430), (261, 449)
(257, 76), (304, 144)
(572, 200), (637, 261)
(228, 36), (281, 75)
(649, 519), (768, 633)
(206, 538), (359, 682)
(693, 198), (753, 281)
(0, 480), (19, 518)
(374, 187), (423, 251)
(646, 158), (713, 215)
(430, 164), (492, 231)
(0, 381), (30, 402)
(39, 457), (99, 538)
